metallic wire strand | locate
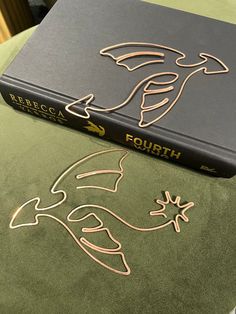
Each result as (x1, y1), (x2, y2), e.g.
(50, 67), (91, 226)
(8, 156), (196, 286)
(10, 149), (194, 275)
(65, 42), (229, 127)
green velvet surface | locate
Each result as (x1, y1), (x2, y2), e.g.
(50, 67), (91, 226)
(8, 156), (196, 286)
(0, 4), (235, 314)
(145, 0), (236, 24)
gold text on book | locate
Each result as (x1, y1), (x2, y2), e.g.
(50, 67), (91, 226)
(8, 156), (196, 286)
(126, 134), (181, 160)
(9, 93), (67, 124)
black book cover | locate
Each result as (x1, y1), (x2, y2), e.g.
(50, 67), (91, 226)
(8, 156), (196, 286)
(0, 0), (236, 177)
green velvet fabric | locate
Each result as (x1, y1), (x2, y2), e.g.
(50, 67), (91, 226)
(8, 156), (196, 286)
(0, 3), (235, 313)
(145, 0), (236, 23)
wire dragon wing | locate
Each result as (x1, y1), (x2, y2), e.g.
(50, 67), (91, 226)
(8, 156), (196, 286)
(100, 42), (184, 71)
(47, 148), (128, 202)
(100, 43), (191, 127)
(68, 205), (130, 275)
(9, 149), (128, 228)
(139, 72), (181, 127)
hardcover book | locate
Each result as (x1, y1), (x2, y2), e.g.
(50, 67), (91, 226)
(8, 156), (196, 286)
(0, 0), (236, 177)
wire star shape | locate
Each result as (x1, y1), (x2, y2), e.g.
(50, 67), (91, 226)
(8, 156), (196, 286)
(149, 191), (195, 233)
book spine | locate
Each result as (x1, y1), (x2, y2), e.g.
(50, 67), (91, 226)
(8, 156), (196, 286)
(0, 77), (235, 178)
